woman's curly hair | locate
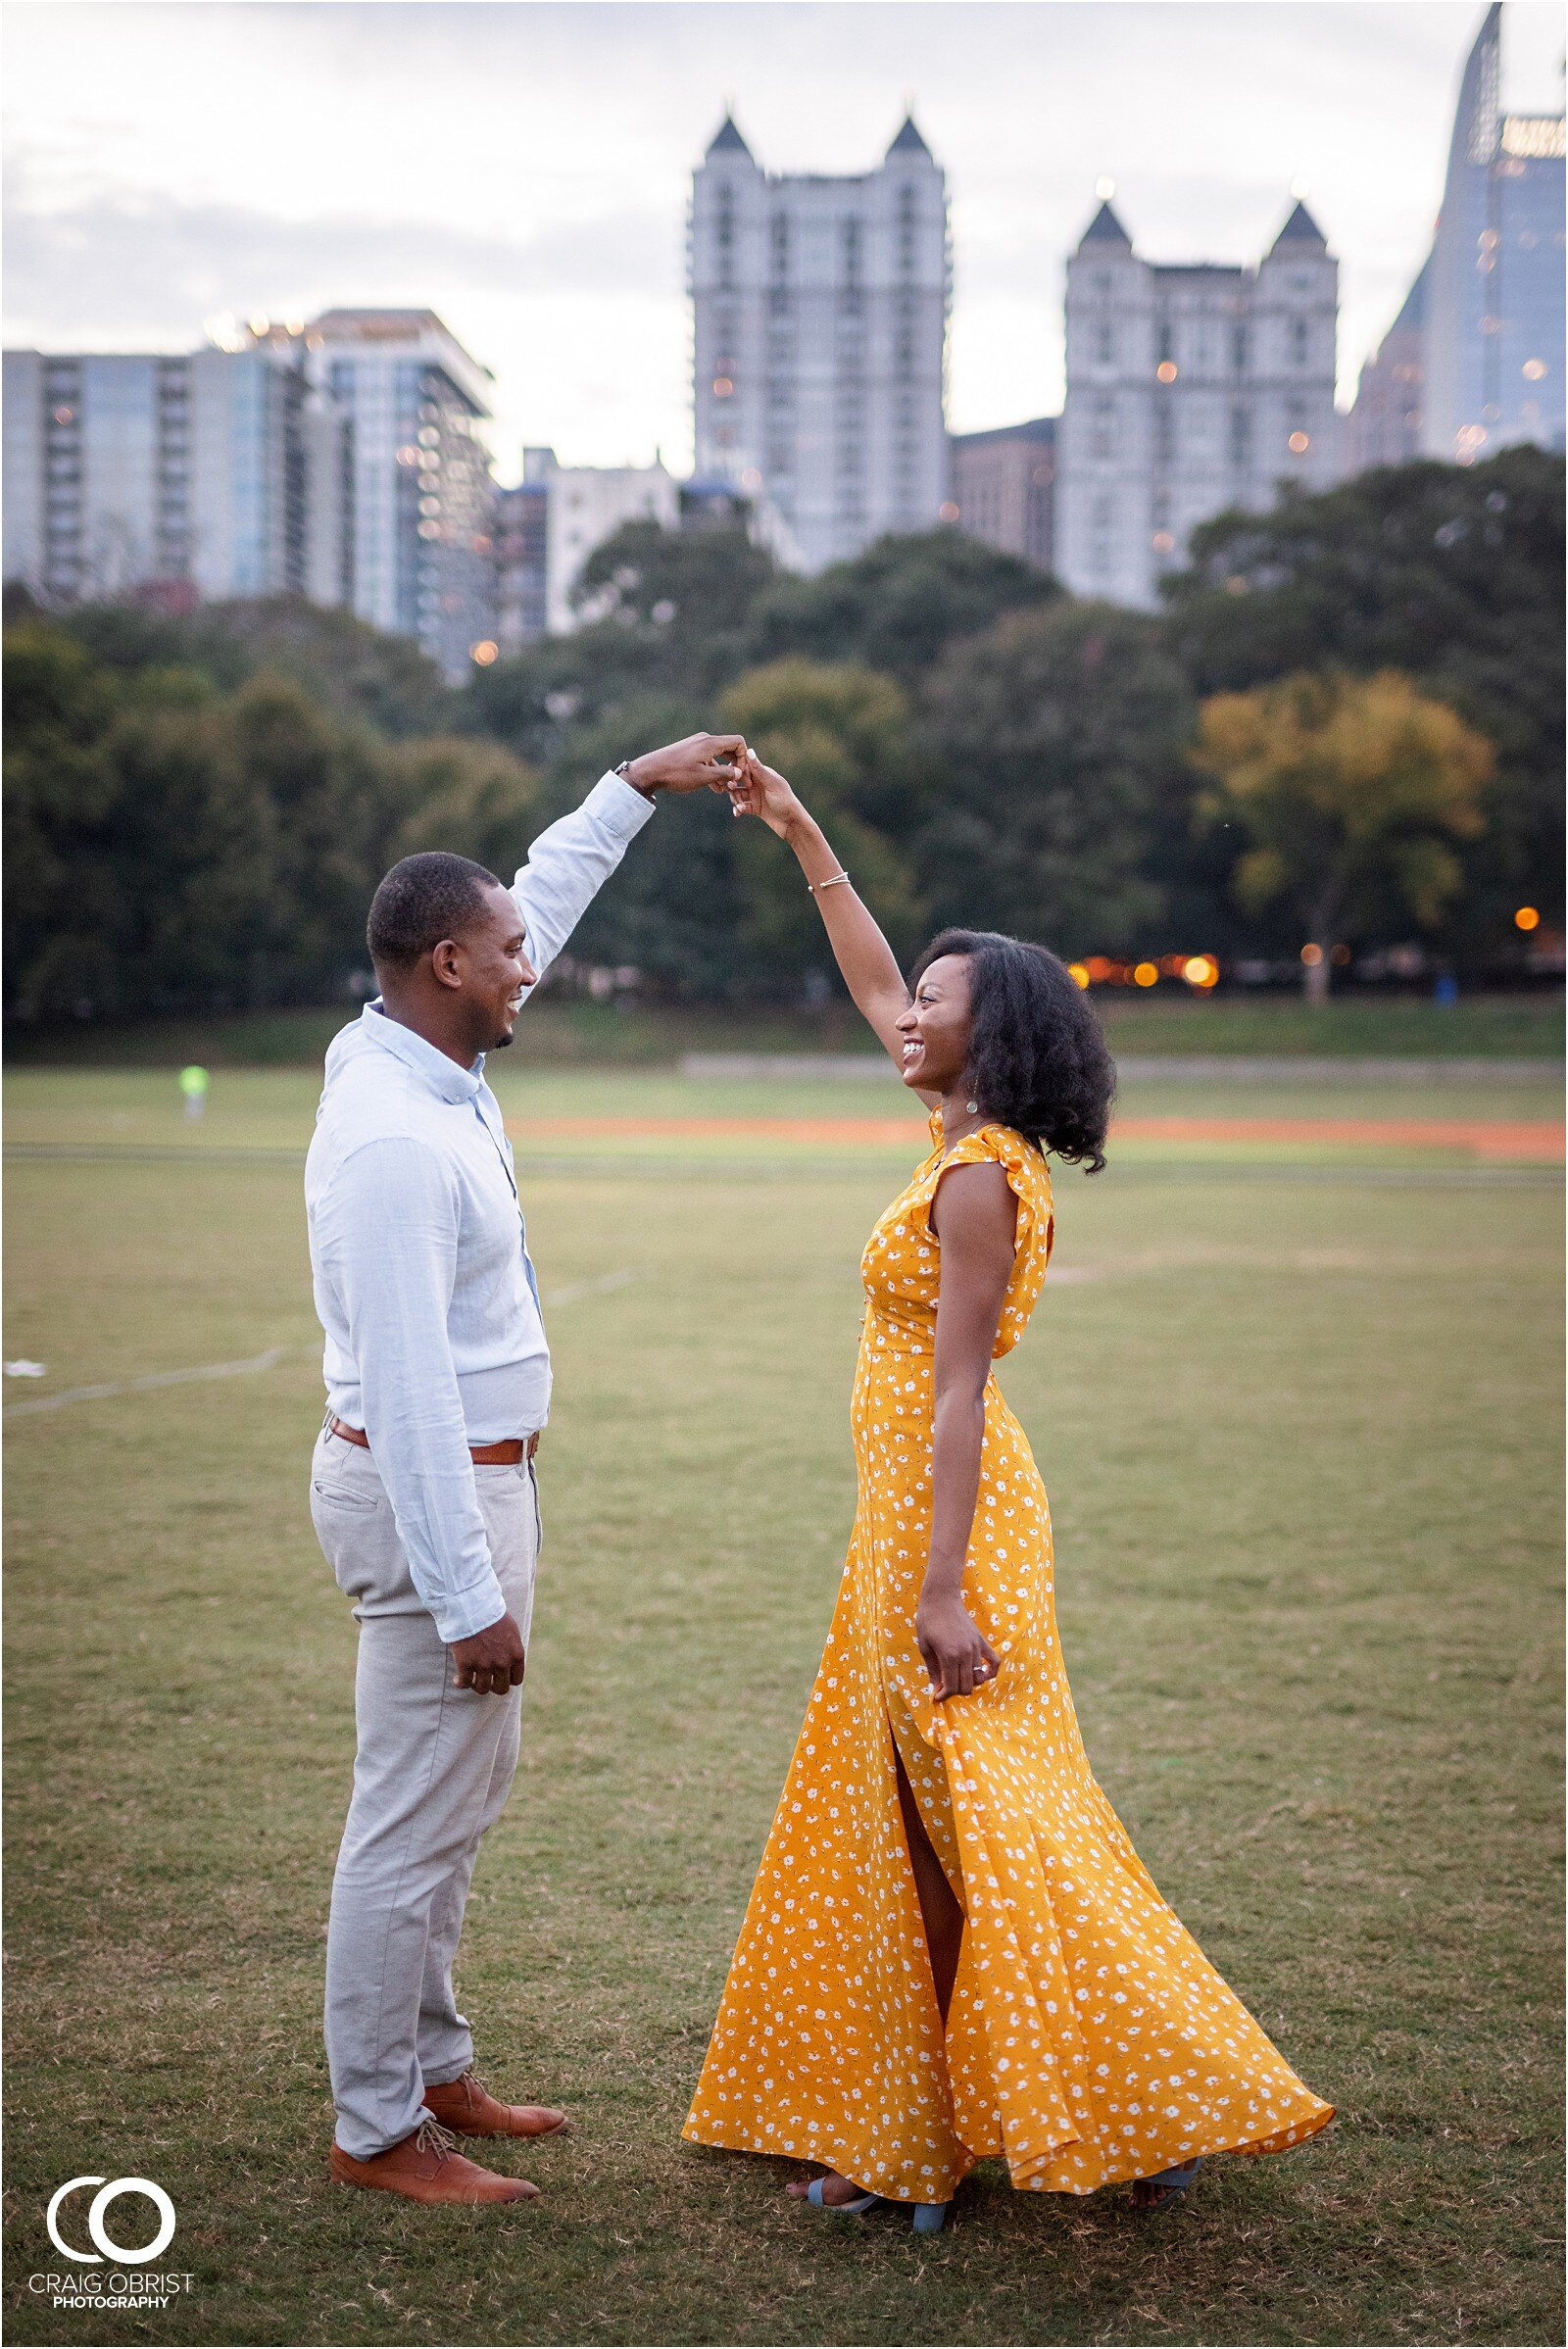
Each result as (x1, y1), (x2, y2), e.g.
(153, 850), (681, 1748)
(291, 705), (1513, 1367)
(909, 929), (1116, 1174)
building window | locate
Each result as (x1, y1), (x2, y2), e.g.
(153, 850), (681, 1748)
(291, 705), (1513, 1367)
(1232, 325), (1249, 374)
(1229, 405), (1251, 465)
(1089, 490), (1114, 575)
(1096, 322), (1115, 365)
(1091, 398), (1115, 460)
(1291, 318), (1308, 365)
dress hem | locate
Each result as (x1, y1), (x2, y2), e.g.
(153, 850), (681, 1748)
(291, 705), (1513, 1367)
(682, 2097), (1335, 2200)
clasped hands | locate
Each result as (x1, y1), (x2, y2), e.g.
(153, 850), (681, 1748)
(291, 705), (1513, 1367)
(617, 732), (801, 835)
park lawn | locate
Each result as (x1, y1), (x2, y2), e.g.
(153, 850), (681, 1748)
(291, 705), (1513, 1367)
(4, 1066), (1562, 1181)
(2, 1072), (1562, 2347)
(2, 988), (1562, 1073)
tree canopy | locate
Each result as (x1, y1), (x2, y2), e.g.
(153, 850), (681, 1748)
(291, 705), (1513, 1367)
(915, 601), (1196, 953)
(1194, 669), (1493, 999)
(1163, 446), (1564, 944)
(746, 529), (1057, 686)
(5, 449), (1560, 1025)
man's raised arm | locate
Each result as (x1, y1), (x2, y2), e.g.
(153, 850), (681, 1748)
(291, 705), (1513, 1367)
(512, 733), (746, 995)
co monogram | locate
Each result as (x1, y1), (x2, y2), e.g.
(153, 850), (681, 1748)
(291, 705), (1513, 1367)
(46, 2177), (176, 2264)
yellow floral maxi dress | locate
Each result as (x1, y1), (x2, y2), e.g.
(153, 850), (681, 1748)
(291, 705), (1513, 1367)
(684, 1116), (1334, 2202)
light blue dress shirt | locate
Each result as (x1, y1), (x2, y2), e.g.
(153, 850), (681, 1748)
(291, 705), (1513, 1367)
(305, 772), (655, 1643)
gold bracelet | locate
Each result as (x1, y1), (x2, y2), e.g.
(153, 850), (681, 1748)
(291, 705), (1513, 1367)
(808, 870), (851, 894)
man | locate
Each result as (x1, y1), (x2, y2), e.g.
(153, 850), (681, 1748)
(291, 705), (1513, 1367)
(306, 736), (744, 2207)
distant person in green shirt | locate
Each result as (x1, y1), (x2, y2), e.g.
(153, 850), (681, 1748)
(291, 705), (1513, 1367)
(179, 1065), (209, 1121)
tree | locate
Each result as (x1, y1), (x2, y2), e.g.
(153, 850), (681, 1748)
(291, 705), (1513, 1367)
(464, 522), (777, 765)
(4, 622), (127, 1018)
(3, 621), (433, 1019)
(573, 518), (778, 692)
(389, 736), (542, 881)
(521, 690), (749, 1001)
(914, 600), (1197, 954)
(49, 593), (459, 739)
(1193, 669), (1493, 1003)
(746, 530), (1056, 687)
(719, 660), (928, 975)
(1163, 448), (1564, 950)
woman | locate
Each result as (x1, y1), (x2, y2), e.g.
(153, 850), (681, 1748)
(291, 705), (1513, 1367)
(683, 755), (1334, 2231)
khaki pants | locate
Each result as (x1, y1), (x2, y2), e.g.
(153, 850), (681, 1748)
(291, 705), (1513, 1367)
(310, 1426), (540, 2159)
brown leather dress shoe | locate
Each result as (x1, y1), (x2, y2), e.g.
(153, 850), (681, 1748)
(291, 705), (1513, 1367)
(329, 2115), (538, 2205)
(422, 2067), (569, 2140)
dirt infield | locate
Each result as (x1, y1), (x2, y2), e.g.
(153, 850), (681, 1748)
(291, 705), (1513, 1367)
(507, 1113), (1563, 1162)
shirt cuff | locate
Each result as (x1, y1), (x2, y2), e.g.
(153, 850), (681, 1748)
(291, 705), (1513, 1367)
(587, 770), (659, 841)
(432, 1570), (510, 1648)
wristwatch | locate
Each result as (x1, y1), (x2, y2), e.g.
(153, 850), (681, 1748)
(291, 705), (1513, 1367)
(615, 758), (656, 800)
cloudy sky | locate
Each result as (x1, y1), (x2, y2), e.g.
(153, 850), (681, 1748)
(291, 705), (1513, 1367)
(4, 1), (1562, 481)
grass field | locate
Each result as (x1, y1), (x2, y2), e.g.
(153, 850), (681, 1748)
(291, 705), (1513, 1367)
(4, 987), (1562, 1071)
(4, 1064), (1563, 2347)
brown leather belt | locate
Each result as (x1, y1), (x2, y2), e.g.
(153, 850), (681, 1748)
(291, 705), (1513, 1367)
(326, 1413), (532, 1467)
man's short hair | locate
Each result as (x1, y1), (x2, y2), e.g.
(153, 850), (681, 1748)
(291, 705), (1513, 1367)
(367, 853), (506, 972)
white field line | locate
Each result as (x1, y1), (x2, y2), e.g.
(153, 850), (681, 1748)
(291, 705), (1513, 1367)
(541, 1266), (648, 1306)
(3, 1270), (651, 1423)
(5, 1346), (289, 1420)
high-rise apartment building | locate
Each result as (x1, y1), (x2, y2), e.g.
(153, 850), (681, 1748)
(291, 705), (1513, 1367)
(1054, 195), (1342, 609)
(1420, 3), (1564, 464)
(303, 310), (498, 679)
(1346, 262), (1429, 473)
(2, 344), (315, 609)
(530, 452), (679, 635)
(690, 113), (951, 571)
(493, 448), (553, 656)
(949, 417), (1054, 571)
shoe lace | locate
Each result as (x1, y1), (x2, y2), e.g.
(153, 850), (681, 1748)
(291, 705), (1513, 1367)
(414, 2116), (460, 2163)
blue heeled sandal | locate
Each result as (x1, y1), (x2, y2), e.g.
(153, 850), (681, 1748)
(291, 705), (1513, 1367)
(1134, 2157), (1201, 2213)
(804, 2177), (882, 2218)
(802, 2179), (951, 2233)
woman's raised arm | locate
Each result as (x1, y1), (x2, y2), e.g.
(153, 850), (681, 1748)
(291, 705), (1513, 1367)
(726, 755), (912, 1070)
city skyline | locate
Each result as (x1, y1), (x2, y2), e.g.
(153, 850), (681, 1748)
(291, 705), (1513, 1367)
(5, 2), (1563, 484)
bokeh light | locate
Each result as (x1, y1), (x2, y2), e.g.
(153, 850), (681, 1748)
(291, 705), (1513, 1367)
(1514, 905), (1541, 930)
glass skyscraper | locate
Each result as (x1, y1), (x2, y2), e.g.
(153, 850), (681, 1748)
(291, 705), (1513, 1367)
(1421, 2), (1565, 464)
(2, 345), (311, 608)
(304, 311), (498, 680)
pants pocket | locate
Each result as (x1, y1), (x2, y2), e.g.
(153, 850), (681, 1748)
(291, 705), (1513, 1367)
(310, 1445), (412, 1611)
(312, 1476), (378, 1515)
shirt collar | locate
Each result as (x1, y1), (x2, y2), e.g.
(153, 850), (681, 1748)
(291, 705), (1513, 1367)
(361, 1001), (484, 1104)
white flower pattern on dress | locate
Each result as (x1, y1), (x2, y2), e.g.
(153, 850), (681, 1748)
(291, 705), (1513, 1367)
(683, 1115), (1334, 2199)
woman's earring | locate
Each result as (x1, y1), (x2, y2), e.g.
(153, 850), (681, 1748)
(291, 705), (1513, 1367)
(965, 1100), (979, 1114)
